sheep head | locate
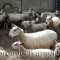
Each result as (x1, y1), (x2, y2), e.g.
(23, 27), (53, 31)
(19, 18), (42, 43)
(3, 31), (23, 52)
(9, 24), (23, 37)
(54, 41), (60, 57)
(11, 41), (24, 51)
(11, 41), (21, 49)
(40, 12), (48, 19)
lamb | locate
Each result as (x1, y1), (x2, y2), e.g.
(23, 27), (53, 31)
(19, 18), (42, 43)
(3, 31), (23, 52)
(9, 24), (58, 49)
(0, 50), (9, 60)
(11, 40), (60, 60)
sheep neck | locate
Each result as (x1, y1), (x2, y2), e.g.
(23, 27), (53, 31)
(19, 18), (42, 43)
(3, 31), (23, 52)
(18, 30), (26, 43)
(20, 45), (26, 52)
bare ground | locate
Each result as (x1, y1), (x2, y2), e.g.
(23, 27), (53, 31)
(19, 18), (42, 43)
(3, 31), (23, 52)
(0, 29), (21, 60)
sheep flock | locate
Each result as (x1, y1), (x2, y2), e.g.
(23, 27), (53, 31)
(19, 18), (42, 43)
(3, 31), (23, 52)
(0, 7), (60, 60)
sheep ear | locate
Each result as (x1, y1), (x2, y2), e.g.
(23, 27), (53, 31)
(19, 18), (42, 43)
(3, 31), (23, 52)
(12, 23), (17, 28)
(53, 40), (57, 44)
(20, 43), (24, 45)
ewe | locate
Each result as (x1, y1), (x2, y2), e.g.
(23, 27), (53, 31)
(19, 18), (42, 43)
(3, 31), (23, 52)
(9, 24), (58, 49)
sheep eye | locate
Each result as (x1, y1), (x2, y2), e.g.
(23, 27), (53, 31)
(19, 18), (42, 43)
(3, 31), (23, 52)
(14, 29), (17, 32)
(15, 44), (18, 46)
(13, 27), (19, 32)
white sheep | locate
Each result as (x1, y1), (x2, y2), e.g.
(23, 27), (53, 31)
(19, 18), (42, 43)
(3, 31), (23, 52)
(9, 24), (58, 49)
(21, 19), (38, 30)
(5, 12), (30, 28)
(21, 21), (30, 29)
(40, 12), (56, 23)
(7, 13), (29, 22)
(0, 50), (9, 60)
(41, 12), (60, 30)
(41, 12), (56, 18)
(23, 9), (39, 20)
(28, 22), (48, 32)
(46, 16), (60, 30)
(11, 40), (60, 60)
(21, 20), (31, 33)
(21, 20), (38, 33)
(21, 17), (43, 32)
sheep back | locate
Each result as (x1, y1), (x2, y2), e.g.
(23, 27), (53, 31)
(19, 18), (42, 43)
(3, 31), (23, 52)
(8, 13), (29, 22)
(22, 30), (57, 49)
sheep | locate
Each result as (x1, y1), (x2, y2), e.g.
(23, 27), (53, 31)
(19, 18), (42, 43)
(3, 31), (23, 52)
(7, 13), (29, 22)
(40, 12), (56, 23)
(4, 12), (30, 28)
(23, 9), (39, 20)
(54, 10), (60, 17)
(21, 19), (39, 31)
(41, 12), (56, 18)
(40, 12), (48, 23)
(35, 16), (43, 23)
(21, 19), (39, 33)
(21, 20), (30, 32)
(9, 24), (58, 49)
(21, 16), (42, 32)
(21, 21), (30, 28)
(11, 40), (60, 60)
(28, 22), (49, 32)
(0, 50), (9, 60)
(7, 9), (32, 23)
(41, 12), (60, 30)
(46, 16), (60, 30)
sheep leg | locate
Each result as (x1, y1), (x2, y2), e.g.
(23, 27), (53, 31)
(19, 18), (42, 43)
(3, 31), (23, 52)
(50, 43), (55, 50)
(4, 22), (8, 29)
